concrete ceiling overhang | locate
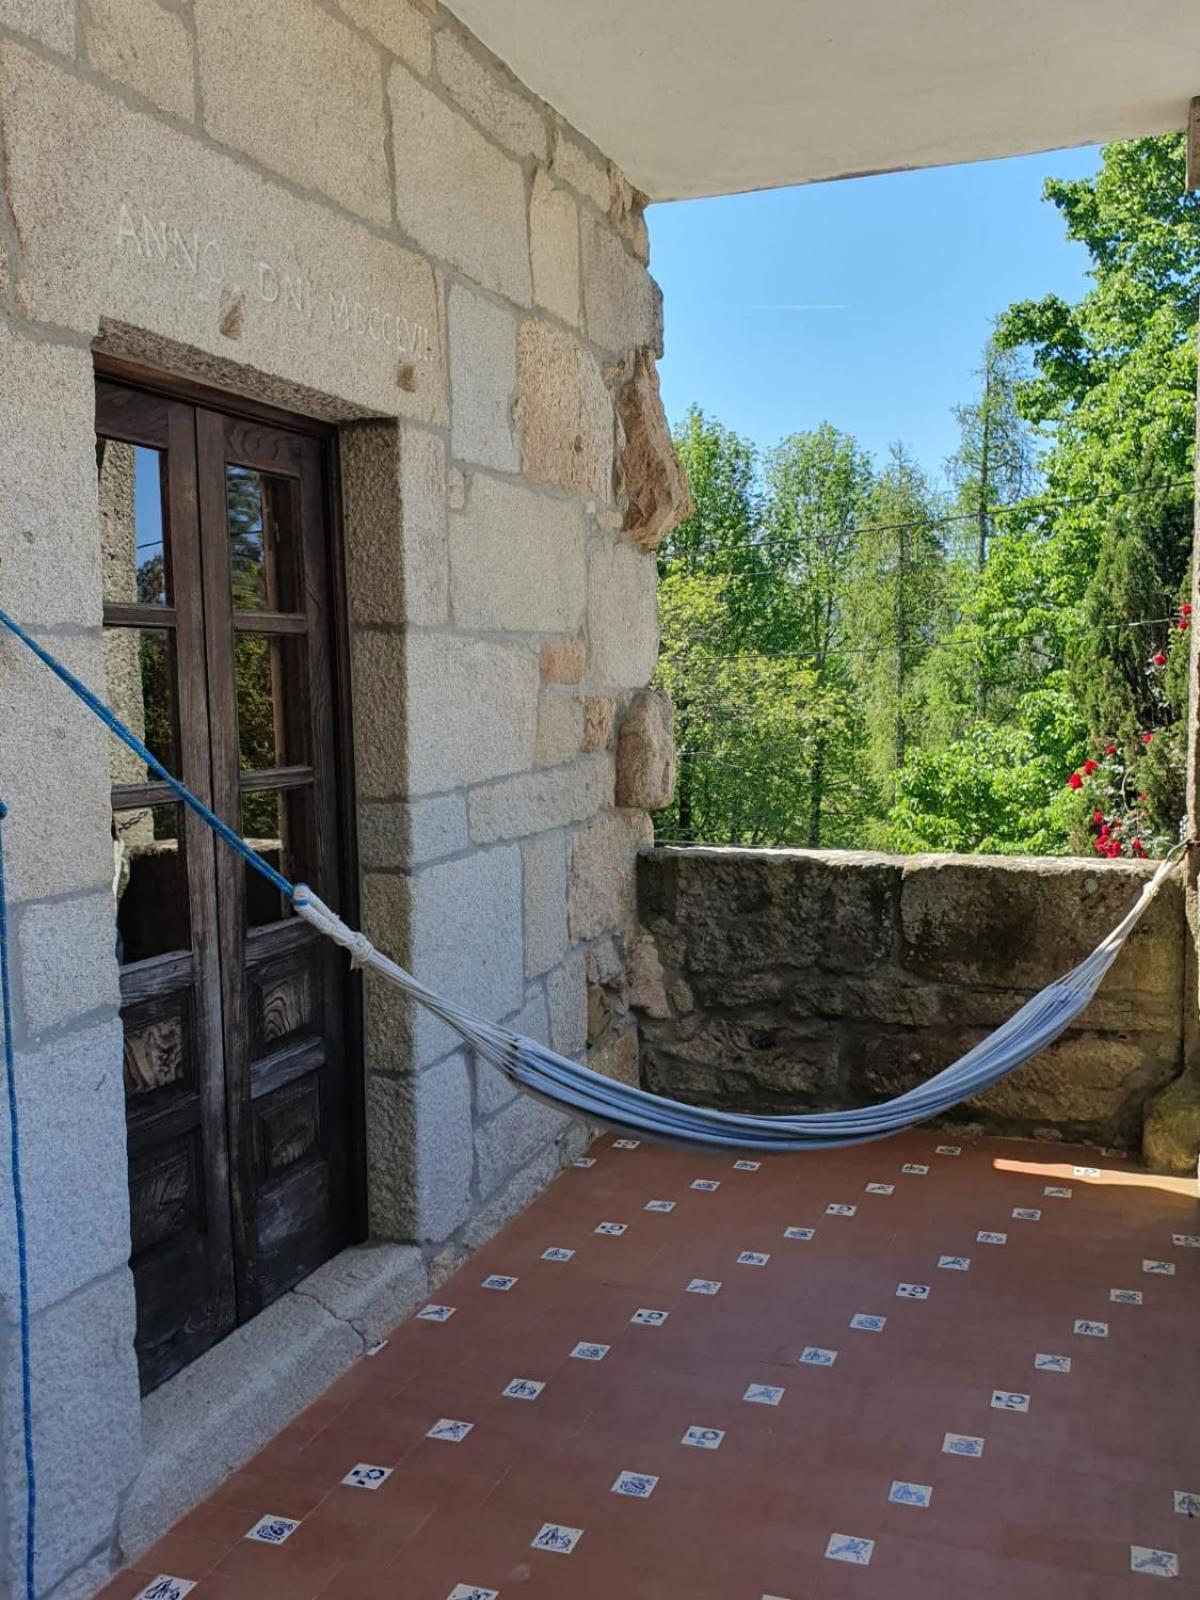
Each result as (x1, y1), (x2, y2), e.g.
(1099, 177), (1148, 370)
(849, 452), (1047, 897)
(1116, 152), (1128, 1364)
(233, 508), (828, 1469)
(444, 0), (1200, 201)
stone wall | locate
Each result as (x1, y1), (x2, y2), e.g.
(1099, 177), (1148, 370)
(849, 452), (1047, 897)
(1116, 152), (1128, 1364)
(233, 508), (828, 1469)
(635, 848), (1187, 1154)
(0, 1), (685, 1590)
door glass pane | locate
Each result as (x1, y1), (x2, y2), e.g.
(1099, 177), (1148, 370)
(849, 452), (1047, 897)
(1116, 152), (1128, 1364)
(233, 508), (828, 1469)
(113, 803), (189, 963)
(226, 466), (302, 612)
(104, 628), (178, 785)
(99, 441), (171, 606)
(242, 787), (312, 927)
(234, 633), (309, 771)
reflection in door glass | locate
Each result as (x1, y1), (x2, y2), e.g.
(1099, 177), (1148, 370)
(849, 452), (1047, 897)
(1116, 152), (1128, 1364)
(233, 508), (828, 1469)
(99, 441), (170, 606)
(234, 633), (308, 772)
(226, 466), (301, 612)
(113, 803), (189, 963)
(242, 787), (312, 927)
(103, 628), (178, 786)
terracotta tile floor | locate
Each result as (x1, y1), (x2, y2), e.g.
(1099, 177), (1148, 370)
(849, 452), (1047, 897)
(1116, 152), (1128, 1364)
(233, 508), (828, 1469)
(99, 1130), (1200, 1600)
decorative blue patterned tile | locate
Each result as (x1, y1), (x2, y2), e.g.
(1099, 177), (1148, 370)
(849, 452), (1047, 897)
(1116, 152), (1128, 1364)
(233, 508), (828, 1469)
(1130, 1545), (1178, 1578)
(1073, 1166), (1101, 1178)
(733, 1160), (761, 1171)
(901, 1163), (929, 1175)
(1174, 1491), (1200, 1518)
(744, 1382), (785, 1405)
(541, 1247), (575, 1262)
(447, 1586), (499, 1600)
(850, 1313), (886, 1332)
(502, 1378), (545, 1401)
(1074, 1319), (1109, 1338)
(784, 1226), (815, 1240)
(630, 1307), (669, 1326)
(681, 1425), (725, 1449)
(531, 1523), (583, 1555)
(942, 1433), (985, 1458)
(977, 1230), (1007, 1245)
(737, 1250), (770, 1267)
(570, 1341), (609, 1361)
(889, 1480), (932, 1507)
(1110, 1288), (1143, 1306)
(246, 1515), (301, 1545)
(482, 1274), (518, 1291)
(865, 1183), (895, 1195)
(134, 1580), (197, 1600)
(1173, 1234), (1200, 1248)
(342, 1463), (393, 1490)
(1143, 1260), (1176, 1276)
(644, 1199), (676, 1213)
(1044, 1185), (1072, 1198)
(991, 1390), (1030, 1413)
(573, 1157), (597, 1168)
(687, 1278), (722, 1295)
(418, 1304), (456, 1321)
(826, 1203), (857, 1217)
(612, 1470), (659, 1498)
(1034, 1353), (1071, 1373)
(935, 1145), (961, 1156)
(692, 1179), (721, 1192)
(1012, 1207), (1041, 1222)
(594, 1222), (627, 1237)
(613, 1139), (641, 1150)
(937, 1254), (971, 1271)
(799, 1346), (838, 1366)
(427, 1418), (474, 1442)
(825, 1534), (874, 1566)
(895, 1282), (930, 1300)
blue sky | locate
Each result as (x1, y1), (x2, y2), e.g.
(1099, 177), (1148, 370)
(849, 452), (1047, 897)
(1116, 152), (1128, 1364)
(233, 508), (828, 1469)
(647, 146), (1102, 489)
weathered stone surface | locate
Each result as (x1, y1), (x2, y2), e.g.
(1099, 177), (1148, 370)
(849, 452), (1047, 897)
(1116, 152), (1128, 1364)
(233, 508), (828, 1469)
(295, 1242), (429, 1346)
(552, 129), (610, 211)
(524, 833), (569, 976)
(88, 0), (195, 119)
(615, 688), (676, 810)
(197, 0), (390, 222)
(449, 284), (517, 471)
(586, 536), (659, 689)
(367, 1052), (475, 1240)
(456, 1139), (563, 1251)
(517, 319), (613, 500)
(343, 422), (448, 626)
(635, 847), (1187, 1152)
(529, 169), (580, 325)
(0, 0), (71, 51)
(569, 810), (653, 941)
(546, 948), (588, 1058)
(338, 0), (432, 71)
(4, 1270), (141, 1594)
(540, 638), (587, 684)
(468, 754), (613, 844)
(616, 349), (694, 548)
(434, 28), (547, 160)
(359, 795), (469, 870)
(581, 212), (661, 355)
(0, 1020), (129, 1318)
(474, 1090), (573, 1198)
(449, 471), (586, 632)
(0, 45), (444, 421)
(536, 691), (585, 767)
(590, 1024), (640, 1085)
(15, 892), (121, 1038)
(1143, 1070), (1200, 1175)
(390, 64), (531, 304)
(583, 694), (617, 752)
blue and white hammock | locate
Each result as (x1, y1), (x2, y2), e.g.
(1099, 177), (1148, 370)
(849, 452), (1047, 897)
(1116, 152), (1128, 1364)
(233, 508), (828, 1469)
(0, 604), (1189, 1153)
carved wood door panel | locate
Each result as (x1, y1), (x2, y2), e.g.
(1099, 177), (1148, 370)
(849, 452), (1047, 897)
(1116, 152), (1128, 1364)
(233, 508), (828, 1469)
(97, 374), (357, 1393)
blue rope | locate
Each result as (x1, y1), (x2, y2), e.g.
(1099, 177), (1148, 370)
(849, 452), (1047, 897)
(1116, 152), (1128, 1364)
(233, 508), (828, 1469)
(0, 607), (295, 901)
(0, 802), (37, 1600)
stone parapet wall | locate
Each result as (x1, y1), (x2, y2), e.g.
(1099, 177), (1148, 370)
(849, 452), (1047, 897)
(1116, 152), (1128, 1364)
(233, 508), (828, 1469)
(634, 848), (1187, 1154)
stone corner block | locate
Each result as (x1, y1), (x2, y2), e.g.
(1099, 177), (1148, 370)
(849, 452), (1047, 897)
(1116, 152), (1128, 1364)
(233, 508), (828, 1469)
(581, 211), (661, 355)
(568, 809), (654, 942)
(523, 832), (569, 976)
(530, 168), (581, 325)
(450, 472), (586, 633)
(615, 688), (676, 810)
(517, 319), (613, 501)
(449, 284), (518, 472)
(586, 537), (659, 689)
(540, 638), (587, 685)
(616, 348), (694, 548)
(1143, 1069), (1200, 1175)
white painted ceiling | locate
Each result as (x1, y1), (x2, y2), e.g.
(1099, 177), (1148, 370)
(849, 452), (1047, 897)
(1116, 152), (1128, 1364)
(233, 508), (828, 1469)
(445, 0), (1200, 201)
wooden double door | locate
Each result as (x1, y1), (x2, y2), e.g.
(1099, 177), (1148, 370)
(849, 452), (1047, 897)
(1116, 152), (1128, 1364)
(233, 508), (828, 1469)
(96, 370), (360, 1393)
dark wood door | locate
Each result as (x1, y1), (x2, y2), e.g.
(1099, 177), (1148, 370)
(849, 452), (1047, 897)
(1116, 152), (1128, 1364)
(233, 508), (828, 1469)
(96, 376), (358, 1392)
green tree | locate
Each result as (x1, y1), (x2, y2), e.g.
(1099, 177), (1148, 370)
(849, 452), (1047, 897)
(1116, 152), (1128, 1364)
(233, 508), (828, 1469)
(945, 334), (1035, 572)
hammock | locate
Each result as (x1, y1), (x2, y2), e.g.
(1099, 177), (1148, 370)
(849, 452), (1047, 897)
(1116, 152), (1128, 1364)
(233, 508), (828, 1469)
(0, 604), (1188, 1153)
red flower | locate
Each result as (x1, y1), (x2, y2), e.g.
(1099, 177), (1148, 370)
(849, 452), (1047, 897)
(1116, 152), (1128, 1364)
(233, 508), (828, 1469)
(1105, 743), (1117, 755)
(1142, 732), (1154, 745)
(1152, 652), (1167, 667)
(1131, 838), (1147, 858)
(1180, 618), (1190, 631)
(1182, 604), (1193, 617)
(1092, 810), (1105, 825)
(1067, 772), (1083, 790)
(1082, 758), (1097, 775)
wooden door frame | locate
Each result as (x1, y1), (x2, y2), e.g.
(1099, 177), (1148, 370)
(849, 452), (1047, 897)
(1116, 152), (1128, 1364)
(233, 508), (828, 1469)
(94, 354), (369, 1250)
